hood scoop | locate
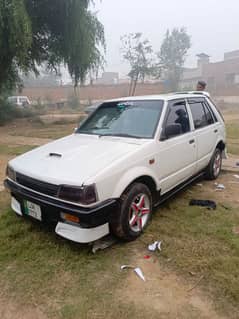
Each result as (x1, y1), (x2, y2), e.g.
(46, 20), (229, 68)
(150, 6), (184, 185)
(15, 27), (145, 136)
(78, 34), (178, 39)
(49, 152), (62, 158)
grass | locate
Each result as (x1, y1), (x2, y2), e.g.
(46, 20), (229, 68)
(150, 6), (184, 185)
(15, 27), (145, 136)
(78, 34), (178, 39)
(0, 209), (161, 319)
(0, 187), (238, 318)
(226, 122), (239, 140)
(227, 143), (239, 156)
(9, 123), (75, 139)
(0, 145), (36, 156)
(226, 122), (239, 155)
(144, 191), (239, 310)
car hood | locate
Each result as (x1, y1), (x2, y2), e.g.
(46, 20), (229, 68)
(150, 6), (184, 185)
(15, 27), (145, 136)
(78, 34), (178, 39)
(10, 134), (145, 185)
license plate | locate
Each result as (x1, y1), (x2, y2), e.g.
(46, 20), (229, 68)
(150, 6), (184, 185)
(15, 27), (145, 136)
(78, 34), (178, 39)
(24, 201), (42, 221)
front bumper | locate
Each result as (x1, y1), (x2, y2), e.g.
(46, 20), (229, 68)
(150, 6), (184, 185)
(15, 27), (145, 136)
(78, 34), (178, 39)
(4, 179), (120, 242)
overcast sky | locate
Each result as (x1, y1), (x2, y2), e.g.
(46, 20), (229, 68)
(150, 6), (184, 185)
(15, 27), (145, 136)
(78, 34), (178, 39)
(93, 0), (239, 77)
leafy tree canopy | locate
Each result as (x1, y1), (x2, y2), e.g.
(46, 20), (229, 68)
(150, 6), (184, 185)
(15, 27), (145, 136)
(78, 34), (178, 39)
(158, 28), (191, 91)
(0, 0), (105, 94)
(121, 33), (157, 95)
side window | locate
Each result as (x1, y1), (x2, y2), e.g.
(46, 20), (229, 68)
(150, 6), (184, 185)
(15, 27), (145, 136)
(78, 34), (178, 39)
(189, 101), (211, 129)
(165, 101), (190, 136)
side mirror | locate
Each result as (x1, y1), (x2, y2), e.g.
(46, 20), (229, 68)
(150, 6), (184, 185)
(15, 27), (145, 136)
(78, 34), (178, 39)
(161, 124), (182, 140)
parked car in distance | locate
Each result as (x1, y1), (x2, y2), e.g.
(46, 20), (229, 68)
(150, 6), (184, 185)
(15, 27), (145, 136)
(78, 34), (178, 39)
(7, 96), (31, 107)
(5, 92), (226, 243)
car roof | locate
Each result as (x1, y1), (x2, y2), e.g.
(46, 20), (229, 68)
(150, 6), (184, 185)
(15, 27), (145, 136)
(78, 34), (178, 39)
(106, 91), (210, 103)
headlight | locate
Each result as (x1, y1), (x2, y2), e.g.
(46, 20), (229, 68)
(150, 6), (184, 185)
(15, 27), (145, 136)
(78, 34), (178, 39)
(58, 184), (97, 205)
(6, 165), (16, 182)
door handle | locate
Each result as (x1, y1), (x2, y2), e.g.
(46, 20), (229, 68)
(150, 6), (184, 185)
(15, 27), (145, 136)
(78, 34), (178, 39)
(189, 139), (195, 144)
(214, 129), (218, 133)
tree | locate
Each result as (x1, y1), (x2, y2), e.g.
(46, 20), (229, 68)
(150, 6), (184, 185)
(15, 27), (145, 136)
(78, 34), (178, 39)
(121, 33), (156, 96)
(158, 28), (191, 91)
(0, 0), (105, 94)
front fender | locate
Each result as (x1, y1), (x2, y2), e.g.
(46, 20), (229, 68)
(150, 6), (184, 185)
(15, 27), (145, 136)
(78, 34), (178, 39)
(112, 166), (159, 198)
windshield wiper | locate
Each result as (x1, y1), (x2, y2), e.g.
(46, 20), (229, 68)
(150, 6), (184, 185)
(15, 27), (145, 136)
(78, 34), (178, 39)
(99, 133), (141, 139)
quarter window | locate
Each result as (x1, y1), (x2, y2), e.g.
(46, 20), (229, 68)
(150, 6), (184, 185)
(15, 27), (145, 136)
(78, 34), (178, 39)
(189, 101), (214, 129)
(203, 102), (214, 124)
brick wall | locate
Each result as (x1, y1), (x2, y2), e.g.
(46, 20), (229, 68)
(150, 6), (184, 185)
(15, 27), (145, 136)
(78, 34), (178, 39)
(202, 58), (239, 94)
(22, 83), (165, 103)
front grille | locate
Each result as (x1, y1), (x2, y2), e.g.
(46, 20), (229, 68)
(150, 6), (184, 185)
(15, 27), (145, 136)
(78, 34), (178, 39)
(16, 172), (59, 197)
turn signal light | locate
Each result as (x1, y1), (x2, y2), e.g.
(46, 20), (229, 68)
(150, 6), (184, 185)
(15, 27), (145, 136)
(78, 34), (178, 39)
(61, 213), (80, 224)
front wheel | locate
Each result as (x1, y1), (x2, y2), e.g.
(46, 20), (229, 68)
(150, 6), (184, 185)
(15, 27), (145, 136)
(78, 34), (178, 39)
(205, 148), (222, 180)
(110, 183), (152, 241)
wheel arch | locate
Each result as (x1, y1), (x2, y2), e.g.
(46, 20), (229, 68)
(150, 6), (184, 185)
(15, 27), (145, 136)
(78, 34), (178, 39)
(216, 140), (227, 159)
(216, 140), (226, 151)
(112, 168), (159, 204)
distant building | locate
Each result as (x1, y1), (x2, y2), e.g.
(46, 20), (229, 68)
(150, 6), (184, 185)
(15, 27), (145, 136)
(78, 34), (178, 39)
(96, 72), (119, 85)
(180, 50), (239, 93)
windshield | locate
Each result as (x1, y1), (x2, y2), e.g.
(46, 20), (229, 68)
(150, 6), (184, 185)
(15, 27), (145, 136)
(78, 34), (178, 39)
(77, 100), (164, 138)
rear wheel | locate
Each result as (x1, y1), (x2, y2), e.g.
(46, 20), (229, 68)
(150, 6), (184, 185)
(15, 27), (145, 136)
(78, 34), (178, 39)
(205, 148), (222, 180)
(111, 183), (152, 241)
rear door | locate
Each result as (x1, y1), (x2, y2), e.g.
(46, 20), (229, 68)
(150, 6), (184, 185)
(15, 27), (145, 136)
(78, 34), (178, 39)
(157, 99), (197, 193)
(187, 97), (220, 171)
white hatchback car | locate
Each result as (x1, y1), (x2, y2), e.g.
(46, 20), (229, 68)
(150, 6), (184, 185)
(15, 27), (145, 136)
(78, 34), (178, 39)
(5, 92), (226, 243)
(7, 96), (31, 107)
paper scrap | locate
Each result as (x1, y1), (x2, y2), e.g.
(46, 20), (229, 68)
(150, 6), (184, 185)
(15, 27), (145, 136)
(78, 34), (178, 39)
(148, 241), (162, 252)
(120, 265), (135, 270)
(215, 183), (225, 190)
(134, 267), (146, 281)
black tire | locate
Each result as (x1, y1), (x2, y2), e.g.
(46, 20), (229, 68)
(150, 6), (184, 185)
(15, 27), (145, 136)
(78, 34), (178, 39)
(110, 183), (152, 241)
(205, 148), (222, 180)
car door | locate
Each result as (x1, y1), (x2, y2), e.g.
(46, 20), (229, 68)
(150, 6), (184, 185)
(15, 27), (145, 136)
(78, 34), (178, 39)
(157, 99), (197, 194)
(187, 97), (220, 172)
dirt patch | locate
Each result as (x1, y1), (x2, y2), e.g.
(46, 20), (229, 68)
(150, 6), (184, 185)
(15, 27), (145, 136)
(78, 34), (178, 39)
(0, 298), (48, 319)
(118, 255), (226, 319)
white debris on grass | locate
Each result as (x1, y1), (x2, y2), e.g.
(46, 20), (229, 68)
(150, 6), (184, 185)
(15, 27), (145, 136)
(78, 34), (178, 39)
(134, 267), (146, 281)
(148, 241), (162, 252)
(214, 183), (225, 190)
(121, 265), (146, 281)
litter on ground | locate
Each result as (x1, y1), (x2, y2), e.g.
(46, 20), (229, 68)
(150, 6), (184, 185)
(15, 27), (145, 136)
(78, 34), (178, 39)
(215, 183), (225, 190)
(148, 241), (162, 252)
(134, 267), (146, 281)
(233, 174), (239, 179)
(189, 199), (217, 210)
(121, 265), (146, 281)
(121, 265), (135, 270)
